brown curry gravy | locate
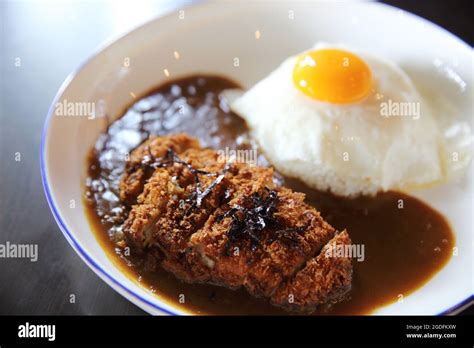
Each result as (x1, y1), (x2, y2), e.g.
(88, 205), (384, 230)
(84, 75), (454, 315)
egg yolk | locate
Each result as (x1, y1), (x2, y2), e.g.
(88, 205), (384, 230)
(293, 48), (372, 104)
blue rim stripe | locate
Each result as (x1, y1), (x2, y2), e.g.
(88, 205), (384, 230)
(39, 0), (473, 316)
(438, 295), (473, 315)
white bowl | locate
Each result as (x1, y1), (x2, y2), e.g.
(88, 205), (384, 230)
(41, 0), (473, 315)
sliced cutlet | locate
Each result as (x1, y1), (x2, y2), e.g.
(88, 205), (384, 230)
(187, 184), (338, 298)
(121, 133), (353, 310)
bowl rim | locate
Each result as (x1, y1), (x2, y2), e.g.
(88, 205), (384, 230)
(40, 0), (473, 316)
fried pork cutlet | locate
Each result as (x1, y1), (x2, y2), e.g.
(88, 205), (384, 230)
(120, 133), (352, 312)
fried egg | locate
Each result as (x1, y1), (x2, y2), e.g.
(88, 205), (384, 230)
(225, 43), (472, 196)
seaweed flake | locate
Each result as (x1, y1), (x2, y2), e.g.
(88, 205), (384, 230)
(220, 189), (309, 256)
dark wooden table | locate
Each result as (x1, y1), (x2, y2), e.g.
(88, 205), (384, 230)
(0, 0), (472, 315)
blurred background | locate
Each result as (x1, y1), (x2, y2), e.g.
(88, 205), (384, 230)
(0, 0), (472, 315)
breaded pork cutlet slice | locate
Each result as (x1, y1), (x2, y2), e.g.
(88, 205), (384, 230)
(121, 133), (353, 311)
(120, 133), (200, 206)
(270, 231), (352, 312)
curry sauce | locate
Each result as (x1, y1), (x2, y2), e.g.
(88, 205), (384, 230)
(84, 75), (454, 315)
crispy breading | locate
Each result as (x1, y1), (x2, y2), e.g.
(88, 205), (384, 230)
(121, 133), (353, 312)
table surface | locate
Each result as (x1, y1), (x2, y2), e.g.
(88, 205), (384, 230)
(0, 0), (472, 315)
